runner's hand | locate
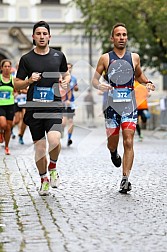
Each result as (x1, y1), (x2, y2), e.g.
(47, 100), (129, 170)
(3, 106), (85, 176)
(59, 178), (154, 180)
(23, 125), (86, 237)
(59, 79), (68, 90)
(28, 72), (41, 84)
(98, 83), (113, 92)
(65, 100), (71, 106)
(146, 82), (155, 91)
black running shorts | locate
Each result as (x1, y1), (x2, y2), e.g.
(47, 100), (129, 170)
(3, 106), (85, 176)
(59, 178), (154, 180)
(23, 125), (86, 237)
(24, 110), (62, 141)
(0, 104), (15, 121)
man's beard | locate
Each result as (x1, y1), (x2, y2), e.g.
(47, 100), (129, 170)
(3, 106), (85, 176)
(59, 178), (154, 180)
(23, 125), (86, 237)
(115, 44), (126, 50)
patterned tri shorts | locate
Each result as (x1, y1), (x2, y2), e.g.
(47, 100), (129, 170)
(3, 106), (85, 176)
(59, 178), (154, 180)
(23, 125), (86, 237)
(104, 98), (138, 136)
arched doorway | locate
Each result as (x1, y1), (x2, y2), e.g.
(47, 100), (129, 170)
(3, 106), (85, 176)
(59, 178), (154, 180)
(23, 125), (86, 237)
(0, 52), (6, 62)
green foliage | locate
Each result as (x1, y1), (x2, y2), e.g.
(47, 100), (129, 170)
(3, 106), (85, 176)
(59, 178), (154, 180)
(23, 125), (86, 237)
(72, 0), (167, 73)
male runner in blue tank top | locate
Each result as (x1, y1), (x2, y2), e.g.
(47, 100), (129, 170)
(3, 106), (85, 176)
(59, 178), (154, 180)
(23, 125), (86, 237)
(92, 23), (155, 194)
(14, 21), (70, 196)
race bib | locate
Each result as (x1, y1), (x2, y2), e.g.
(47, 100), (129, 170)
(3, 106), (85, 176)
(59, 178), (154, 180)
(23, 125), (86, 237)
(17, 97), (26, 106)
(113, 88), (132, 102)
(33, 86), (54, 102)
(0, 91), (10, 99)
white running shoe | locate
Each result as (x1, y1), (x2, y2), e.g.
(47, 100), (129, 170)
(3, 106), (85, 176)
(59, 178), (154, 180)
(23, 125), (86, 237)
(50, 170), (60, 188)
(39, 178), (50, 196)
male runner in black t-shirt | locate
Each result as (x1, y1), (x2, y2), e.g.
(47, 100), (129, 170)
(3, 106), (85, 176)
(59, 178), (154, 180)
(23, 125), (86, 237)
(14, 20), (70, 196)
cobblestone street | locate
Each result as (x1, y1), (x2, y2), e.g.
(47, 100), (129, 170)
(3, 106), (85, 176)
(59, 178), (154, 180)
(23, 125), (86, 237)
(0, 125), (167, 252)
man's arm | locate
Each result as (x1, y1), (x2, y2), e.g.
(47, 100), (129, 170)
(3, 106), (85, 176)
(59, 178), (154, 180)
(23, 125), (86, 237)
(14, 73), (41, 91)
(14, 77), (32, 91)
(59, 70), (70, 90)
(92, 54), (112, 92)
(133, 53), (155, 91)
(74, 78), (79, 91)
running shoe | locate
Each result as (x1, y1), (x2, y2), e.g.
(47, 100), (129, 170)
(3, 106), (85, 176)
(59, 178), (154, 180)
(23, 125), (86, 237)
(119, 178), (132, 194)
(67, 139), (72, 147)
(111, 153), (121, 167)
(138, 135), (143, 142)
(11, 131), (16, 139)
(0, 133), (4, 143)
(50, 170), (60, 188)
(5, 147), (10, 155)
(39, 178), (50, 196)
(12, 134), (16, 139)
(19, 136), (24, 145)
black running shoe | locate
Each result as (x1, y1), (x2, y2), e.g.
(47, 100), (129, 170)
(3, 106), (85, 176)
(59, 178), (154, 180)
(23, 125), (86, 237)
(111, 154), (121, 167)
(119, 179), (132, 194)
(11, 133), (16, 139)
(127, 182), (132, 192)
(67, 139), (72, 146)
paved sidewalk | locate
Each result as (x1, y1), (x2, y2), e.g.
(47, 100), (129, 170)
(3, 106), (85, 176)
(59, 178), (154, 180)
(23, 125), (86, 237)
(0, 126), (167, 252)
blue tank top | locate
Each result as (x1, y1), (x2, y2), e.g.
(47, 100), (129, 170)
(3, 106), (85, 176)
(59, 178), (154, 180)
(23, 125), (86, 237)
(107, 51), (135, 88)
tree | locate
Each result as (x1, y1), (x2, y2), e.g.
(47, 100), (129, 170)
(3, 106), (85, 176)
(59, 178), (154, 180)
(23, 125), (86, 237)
(72, 0), (167, 73)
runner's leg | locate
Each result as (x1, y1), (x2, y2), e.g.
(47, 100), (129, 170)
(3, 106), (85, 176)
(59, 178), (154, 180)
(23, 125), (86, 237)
(122, 129), (135, 177)
(47, 131), (61, 160)
(34, 138), (47, 175)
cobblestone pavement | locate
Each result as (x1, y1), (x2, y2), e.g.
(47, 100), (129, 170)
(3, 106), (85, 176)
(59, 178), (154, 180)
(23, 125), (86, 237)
(0, 125), (167, 252)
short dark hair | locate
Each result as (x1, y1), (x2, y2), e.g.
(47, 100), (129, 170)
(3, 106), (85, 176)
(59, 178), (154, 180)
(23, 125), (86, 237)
(111, 23), (127, 37)
(33, 20), (50, 45)
(33, 20), (50, 35)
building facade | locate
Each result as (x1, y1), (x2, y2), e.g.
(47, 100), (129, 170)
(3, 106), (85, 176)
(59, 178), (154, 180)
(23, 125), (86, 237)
(0, 0), (165, 128)
(0, 0), (101, 67)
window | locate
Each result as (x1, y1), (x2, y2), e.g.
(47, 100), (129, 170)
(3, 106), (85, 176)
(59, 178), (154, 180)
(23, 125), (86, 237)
(163, 75), (167, 90)
(41, 0), (60, 3)
(0, 54), (6, 63)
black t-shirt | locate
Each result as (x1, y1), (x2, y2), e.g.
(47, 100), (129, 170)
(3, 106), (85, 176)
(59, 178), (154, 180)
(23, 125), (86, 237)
(16, 48), (68, 112)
